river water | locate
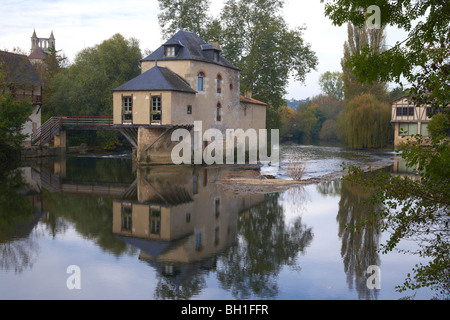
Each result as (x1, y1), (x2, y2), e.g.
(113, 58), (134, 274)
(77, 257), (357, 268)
(0, 143), (435, 300)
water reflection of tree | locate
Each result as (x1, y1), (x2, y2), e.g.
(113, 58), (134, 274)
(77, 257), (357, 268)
(316, 179), (342, 197)
(42, 191), (136, 257)
(337, 179), (381, 300)
(65, 157), (135, 184)
(153, 263), (210, 300)
(0, 167), (39, 273)
(216, 193), (313, 299)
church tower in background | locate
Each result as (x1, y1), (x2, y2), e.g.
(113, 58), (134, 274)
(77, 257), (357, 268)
(29, 29), (55, 64)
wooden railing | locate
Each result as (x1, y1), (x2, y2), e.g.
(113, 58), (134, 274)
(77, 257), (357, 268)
(13, 93), (42, 104)
(31, 116), (114, 146)
(61, 116), (114, 130)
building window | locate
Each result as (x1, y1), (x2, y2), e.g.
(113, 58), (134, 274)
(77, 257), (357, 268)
(216, 103), (222, 122)
(150, 207), (161, 235)
(152, 96), (162, 122)
(121, 203), (132, 232)
(214, 226), (220, 246)
(165, 46), (176, 57)
(193, 175), (198, 194)
(214, 51), (219, 62)
(426, 107), (442, 118)
(421, 123), (430, 137)
(123, 96), (133, 122)
(163, 264), (174, 276)
(187, 105), (192, 115)
(217, 74), (222, 94)
(400, 123), (418, 136)
(198, 72), (204, 91)
(396, 107), (415, 117)
(215, 198), (220, 218)
(195, 232), (202, 251)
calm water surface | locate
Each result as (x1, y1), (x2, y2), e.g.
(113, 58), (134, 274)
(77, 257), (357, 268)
(0, 144), (434, 300)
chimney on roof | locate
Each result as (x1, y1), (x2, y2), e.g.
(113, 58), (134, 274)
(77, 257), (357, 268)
(212, 41), (220, 50)
(245, 91), (252, 99)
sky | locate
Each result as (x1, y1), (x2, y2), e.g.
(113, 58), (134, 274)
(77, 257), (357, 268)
(0, 0), (408, 100)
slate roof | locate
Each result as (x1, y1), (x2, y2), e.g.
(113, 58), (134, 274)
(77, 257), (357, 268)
(142, 29), (239, 71)
(113, 65), (196, 94)
(28, 47), (48, 60)
(0, 50), (42, 87)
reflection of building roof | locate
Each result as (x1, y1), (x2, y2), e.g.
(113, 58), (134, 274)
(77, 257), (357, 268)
(142, 29), (239, 71)
(120, 178), (194, 207)
(113, 65), (196, 94)
(115, 235), (171, 261)
(0, 50), (42, 87)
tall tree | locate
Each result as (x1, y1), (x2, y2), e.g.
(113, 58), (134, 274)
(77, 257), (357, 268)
(157, 0), (318, 130)
(220, 0), (318, 130)
(340, 22), (391, 148)
(51, 33), (142, 118)
(319, 71), (344, 100)
(158, 0), (212, 40)
(342, 22), (387, 102)
(49, 34), (142, 148)
(322, 0), (449, 109)
(41, 47), (68, 122)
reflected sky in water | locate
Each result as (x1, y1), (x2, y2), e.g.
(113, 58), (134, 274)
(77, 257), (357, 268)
(0, 145), (434, 300)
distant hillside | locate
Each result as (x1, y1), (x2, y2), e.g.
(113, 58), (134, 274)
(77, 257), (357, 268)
(286, 98), (310, 111)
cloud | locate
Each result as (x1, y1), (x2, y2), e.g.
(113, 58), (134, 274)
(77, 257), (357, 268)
(0, 0), (410, 99)
(0, 0), (161, 63)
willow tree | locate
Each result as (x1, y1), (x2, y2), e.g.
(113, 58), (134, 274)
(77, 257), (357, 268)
(344, 93), (391, 149)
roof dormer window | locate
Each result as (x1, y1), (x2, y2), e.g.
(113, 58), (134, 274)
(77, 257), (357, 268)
(165, 46), (176, 57)
(162, 38), (183, 58)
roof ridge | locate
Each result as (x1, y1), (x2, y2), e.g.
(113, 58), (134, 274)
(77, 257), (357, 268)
(141, 30), (239, 71)
(158, 66), (192, 88)
(113, 65), (195, 93)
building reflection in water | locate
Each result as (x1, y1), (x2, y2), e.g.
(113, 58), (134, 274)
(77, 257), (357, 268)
(112, 165), (266, 298)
